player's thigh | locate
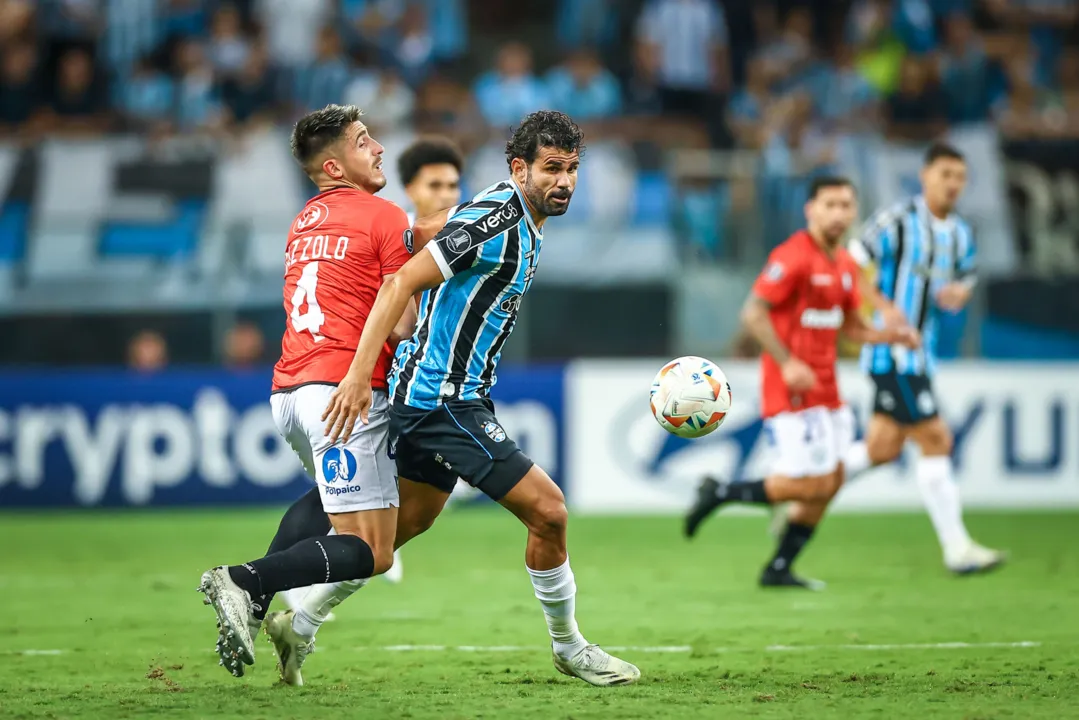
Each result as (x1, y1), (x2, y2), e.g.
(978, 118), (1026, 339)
(294, 385), (401, 515)
(766, 407), (839, 479)
(498, 462), (567, 536)
(906, 415), (953, 457)
(864, 414), (905, 464)
(394, 475), (451, 548)
(270, 390), (317, 478)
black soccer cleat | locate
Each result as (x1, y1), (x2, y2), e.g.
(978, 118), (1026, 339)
(759, 566), (826, 591)
(684, 476), (728, 539)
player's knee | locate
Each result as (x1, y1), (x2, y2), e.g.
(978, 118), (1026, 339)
(800, 474), (836, 502)
(526, 496), (568, 542)
(914, 421), (953, 456)
(866, 433), (903, 464)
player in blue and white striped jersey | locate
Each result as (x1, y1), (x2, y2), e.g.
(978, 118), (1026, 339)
(845, 142), (1004, 574)
(320, 111), (641, 687)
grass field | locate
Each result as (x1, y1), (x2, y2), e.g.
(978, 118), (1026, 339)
(1, 508), (1077, 719)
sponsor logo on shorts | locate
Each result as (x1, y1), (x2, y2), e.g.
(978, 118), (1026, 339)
(483, 421), (506, 443)
(879, 391), (896, 410)
(326, 483), (364, 497)
(322, 447), (358, 484)
(918, 390), (936, 415)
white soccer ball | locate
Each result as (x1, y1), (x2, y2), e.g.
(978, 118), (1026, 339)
(649, 356), (733, 439)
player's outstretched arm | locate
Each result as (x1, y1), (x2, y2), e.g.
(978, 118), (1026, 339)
(841, 310), (921, 349)
(323, 249), (446, 443)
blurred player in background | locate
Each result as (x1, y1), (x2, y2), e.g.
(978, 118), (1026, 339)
(842, 142), (1005, 575)
(198, 104), (422, 678)
(685, 177), (920, 589)
(301, 111), (640, 687)
(397, 138), (484, 511)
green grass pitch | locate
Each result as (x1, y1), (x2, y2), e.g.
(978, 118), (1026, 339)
(1, 508), (1077, 718)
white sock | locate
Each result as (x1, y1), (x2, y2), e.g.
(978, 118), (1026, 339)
(292, 578), (368, 639)
(843, 441), (872, 480)
(916, 455), (972, 556)
(527, 558), (588, 658)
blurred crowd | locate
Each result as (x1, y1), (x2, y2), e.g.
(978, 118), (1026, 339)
(1, 0), (1076, 152)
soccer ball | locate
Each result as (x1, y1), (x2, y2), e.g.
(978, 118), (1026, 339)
(649, 356), (733, 439)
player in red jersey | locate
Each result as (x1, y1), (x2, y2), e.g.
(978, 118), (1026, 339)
(684, 177), (920, 589)
(197, 104), (429, 679)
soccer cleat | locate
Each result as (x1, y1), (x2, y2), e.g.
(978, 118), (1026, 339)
(198, 567), (256, 673)
(946, 542), (1007, 576)
(684, 476), (728, 538)
(264, 610), (314, 686)
(383, 549), (404, 584)
(759, 566), (826, 591)
(552, 644), (640, 687)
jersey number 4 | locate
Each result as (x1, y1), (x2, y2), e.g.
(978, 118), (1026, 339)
(290, 262), (326, 340)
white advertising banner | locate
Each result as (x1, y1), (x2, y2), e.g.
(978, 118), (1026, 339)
(566, 360), (1079, 513)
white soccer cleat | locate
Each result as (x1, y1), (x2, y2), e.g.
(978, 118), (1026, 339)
(281, 587), (336, 621)
(946, 542), (1007, 575)
(198, 566), (256, 675)
(383, 549), (404, 584)
(264, 610), (314, 686)
(552, 644), (641, 687)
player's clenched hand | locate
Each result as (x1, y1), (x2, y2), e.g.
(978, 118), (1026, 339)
(890, 325), (922, 349)
(322, 374), (372, 444)
(881, 304), (908, 329)
(936, 282), (971, 312)
(780, 357), (817, 393)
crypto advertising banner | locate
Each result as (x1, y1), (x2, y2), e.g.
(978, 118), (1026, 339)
(566, 360), (1079, 513)
(0, 366), (565, 508)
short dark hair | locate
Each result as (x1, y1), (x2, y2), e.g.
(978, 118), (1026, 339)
(397, 137), (465, 186)
(807, 175), (855, 200)
(504, 110), (585, 168)
(290, 104), (363, 172)
(924, 141), (964, 166)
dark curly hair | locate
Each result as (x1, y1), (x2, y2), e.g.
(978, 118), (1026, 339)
(397, 137), (465, 186)
(290, 104), (363, 171)
(504, 110), (585, 168)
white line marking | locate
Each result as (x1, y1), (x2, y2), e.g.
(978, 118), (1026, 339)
(8, 649), (66, 656)
(362, 641), (1041, 654)
(766, 641), (1041, 652)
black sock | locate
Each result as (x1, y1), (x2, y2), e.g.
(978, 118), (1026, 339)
(721, 479), (770, 505)
(251, 488), (332, 620)
(228, 534), (375, 600)
(767, 522), (816, 572)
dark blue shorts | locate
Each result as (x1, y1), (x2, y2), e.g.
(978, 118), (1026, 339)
(870, 371), (939, 426)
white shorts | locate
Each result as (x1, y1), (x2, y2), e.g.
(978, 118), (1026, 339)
(270, 385), (399, 514)
(765, 405), (854, 479)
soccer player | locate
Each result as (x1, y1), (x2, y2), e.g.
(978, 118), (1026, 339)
(310, 110), (640, 687)
(842, 142), (1005, 574)
(684, 177), (920, 589)
(197, 104), (422, 677)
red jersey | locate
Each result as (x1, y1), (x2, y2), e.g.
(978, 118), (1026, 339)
(272, 187), (412, 392)
(751, 230), (861, 418)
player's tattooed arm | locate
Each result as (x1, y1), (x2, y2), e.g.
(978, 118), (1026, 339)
(740, 294), (791, 365)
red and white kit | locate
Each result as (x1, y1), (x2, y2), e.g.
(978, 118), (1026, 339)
(751, 230), (861, 478)
(270, 187), (412, 513)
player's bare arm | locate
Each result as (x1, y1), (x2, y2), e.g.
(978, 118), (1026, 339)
(841, 309), (921, 349)
(856, 267), (907, 328)
(323, 248), (445, 442)
(741, 293), (816, 392)
(410, 207), (451, 254)
(936, 280), (973, 312)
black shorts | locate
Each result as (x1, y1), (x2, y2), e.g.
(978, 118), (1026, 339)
(388, 398), (534, 501)
(870, 371), (939, 426)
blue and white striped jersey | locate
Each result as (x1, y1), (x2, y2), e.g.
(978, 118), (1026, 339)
(849, 195), (977, 376)
(391, 180), (541, 410)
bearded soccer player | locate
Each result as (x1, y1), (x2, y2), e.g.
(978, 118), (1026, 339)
(197, 104), (422, 678)
(685, 177), (920, 589)
(843, 142), (1005, 574)
(290, 111), (641, 687)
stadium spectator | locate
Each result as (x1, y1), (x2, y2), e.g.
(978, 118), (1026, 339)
(127, 330), (169, 373)
(812, 44), (879, 132)
(413, 73), (482, 137)
(292, 26), (351, 114)
(0, 0), (35, 44)
(727, 58), (773, 149)
(343, 68), (415, 132)
(221, 43), (280, 131)
(893, 0), (937, 53)
(938, 13), (992, 124)
(40, 0), (100, 45)
(983, 0), (1079, 88)
(635, 0), (731, 110)
(255, 0), (334, 68)
(848, 0), (907, 95)
(754, 5), (814, 90)
(546, 49), (623, 122)
(885, 55), (947, 140)
(173, 39), (222, 134)
(0, 42), (42, 133)
(162, 0), (209, 40)
(473, 42), (549, 128)
(385, 3), (435, 87)
(118, 56), (175, 134)
(207, 3), (251, 79)
(556, 0), (619, 50)
(45, 47), (111, 135)
(224, 321), (265, 368)
(995, 51), (1066, 138)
